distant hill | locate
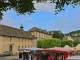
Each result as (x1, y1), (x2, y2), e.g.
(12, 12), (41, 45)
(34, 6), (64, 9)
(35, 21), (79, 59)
(65, 30), (80, 37)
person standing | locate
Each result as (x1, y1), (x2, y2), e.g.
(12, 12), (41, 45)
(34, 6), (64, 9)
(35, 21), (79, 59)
(19, 52), (22, 60)
(25, 53), (29, 60)
(34, 54), (37, 60)
(47, 54), (51, 60)
(50, 54), (54, 60)
(23, 51), (27, 60)
(29, 52), (32, 60)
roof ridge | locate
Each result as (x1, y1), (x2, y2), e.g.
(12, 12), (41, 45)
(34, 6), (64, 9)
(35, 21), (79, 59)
(0, 24), (34, 38)
(0, 24), (20, 30)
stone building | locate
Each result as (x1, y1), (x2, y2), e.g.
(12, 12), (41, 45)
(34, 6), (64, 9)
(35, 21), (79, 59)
(0, 25), (52, 54)
(28, 27), (52, 39)
(28, 27), (52, 47)
(0, 24), (35, 55)
(63, 36), (74, 41)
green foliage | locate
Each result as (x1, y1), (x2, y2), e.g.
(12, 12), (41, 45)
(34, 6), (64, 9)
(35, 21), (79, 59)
(73, 40), (80, 47)
(61, 40), (73, 47)
(0, 0), (35, 20)
(0, 0), (80, 20)
(67, 30), (80, 36)
(37, 39), (43, 48)
(49, 30), (64, 40)
(37, 38), (61, 48)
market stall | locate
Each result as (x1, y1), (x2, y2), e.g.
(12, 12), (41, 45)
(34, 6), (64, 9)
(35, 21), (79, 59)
(64, 45), (75, 51)
(36, 47), (72, 60)
(75, 44), (80, 56)
(19, 48), (43, 60)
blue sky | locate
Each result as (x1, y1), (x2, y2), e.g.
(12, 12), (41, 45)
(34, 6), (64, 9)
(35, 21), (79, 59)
(1, 2), (80, 34)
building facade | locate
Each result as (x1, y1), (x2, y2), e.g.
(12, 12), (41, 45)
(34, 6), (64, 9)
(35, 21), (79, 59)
(0, 25), (52, 55)
(63, 36), (74, 41)
(28, 27), (52, 47)
(0, 25), (35, 55)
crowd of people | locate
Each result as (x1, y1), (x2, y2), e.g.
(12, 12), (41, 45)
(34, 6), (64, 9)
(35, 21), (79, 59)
(19, 51), (63, 60)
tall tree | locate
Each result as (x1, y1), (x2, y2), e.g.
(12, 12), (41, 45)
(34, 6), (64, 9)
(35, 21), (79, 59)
(49, 30), (64, 40)
(0, 0), (80, 20)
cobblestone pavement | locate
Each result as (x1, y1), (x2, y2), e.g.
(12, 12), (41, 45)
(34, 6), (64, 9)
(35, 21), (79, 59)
(0, 56), (19, 60)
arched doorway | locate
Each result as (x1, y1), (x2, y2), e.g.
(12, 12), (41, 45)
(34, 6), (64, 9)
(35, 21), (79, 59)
(9, 45), (12, 52)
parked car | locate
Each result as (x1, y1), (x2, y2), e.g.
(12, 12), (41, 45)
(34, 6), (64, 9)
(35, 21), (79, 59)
(0, 51), (12, 57)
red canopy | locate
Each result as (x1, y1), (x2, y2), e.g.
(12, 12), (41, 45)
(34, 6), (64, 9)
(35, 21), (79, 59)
(36, 48), (72, 53)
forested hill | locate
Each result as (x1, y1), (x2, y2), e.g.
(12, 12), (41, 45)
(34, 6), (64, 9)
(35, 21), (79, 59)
(66, 30), (80, 36)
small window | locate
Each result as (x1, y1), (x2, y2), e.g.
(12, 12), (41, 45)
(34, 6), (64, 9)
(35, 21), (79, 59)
(22, 38), (23, 42)
(25, 46), (26, 48)
(18, 46), (20, 50)
(25, 39), (26, 42)
(22, 46), (23, 49)
(10, 37), (12, 42)
(19, 38), (20, 42)
(33, 42), (34, 44)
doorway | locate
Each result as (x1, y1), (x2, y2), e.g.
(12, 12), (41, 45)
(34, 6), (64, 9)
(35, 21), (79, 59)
(9, 45), (12, 52)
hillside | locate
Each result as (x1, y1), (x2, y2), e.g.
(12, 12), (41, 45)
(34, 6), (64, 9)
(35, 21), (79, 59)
(67, 30), (80, 36)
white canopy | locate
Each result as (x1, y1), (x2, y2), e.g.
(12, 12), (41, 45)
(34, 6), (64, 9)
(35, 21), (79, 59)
(19, 48), (43, 52)
(67, 56), (80, 60)
(75, 44), (80, 51)
(64, 45), (74, 51)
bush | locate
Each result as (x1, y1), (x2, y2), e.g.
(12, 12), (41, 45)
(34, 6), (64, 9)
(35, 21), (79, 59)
(37, 38), (61, 48)
(61, 40), (73, 47)
(73, 40), (80, 47)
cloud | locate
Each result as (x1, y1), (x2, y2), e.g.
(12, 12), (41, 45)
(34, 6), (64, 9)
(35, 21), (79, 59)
(34, 2), (55, 13)
(57, 14), (63, 18)
(21, 16), (32, 23)
(1, 15), (17, 28)
(68, 16), (80, 30)
(21, 16), (36, 24)
(54, 18), (71, 28)
(40, 14), (48, 18)
(51, 15), (80, 33)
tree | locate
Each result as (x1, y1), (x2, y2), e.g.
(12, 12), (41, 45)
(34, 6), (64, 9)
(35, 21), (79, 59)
(73, 40), (80, 47)
(0, 0), (80, 20)
(61, 40), (73, 47)
(49, 30), (64, 40)
(37, 38), (61, 48)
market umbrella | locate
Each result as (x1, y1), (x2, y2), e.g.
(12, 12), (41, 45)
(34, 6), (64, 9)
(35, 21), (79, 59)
(64, 45), (75, 51)
(20, 47), (43, 52)
(75, 44), (80, 51)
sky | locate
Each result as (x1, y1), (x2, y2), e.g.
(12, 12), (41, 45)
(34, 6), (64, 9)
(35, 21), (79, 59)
(1, 2), (80, 34)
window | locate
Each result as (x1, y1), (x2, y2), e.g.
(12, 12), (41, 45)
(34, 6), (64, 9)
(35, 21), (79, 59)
(22, 38), (23, 42)
(22, 46), (23, 49)
(33, 42), (34, 44)
(10, 37), (12, 42)
(19, 38), (20, 42)
(18, 46), (20, 50)
(25, 46), (26, 48)
(25, 39), (26, 42)
(37, 32), (39, 37)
